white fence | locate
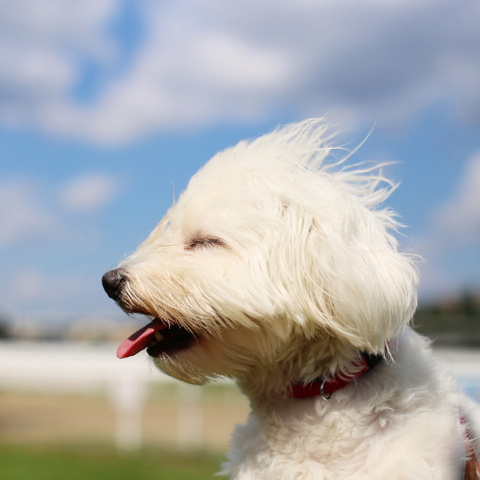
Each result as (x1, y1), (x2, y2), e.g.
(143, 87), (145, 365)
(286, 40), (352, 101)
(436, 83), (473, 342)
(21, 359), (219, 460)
(2, 341), (480, 449)
(0, 341), (163, 393)
(0, 341), (208, 450)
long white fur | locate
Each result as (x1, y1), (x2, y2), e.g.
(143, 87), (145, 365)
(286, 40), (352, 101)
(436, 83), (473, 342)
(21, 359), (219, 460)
(118, 119), (480, 479)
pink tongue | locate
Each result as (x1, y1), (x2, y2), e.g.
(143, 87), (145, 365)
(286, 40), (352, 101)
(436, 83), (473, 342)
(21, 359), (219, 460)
(117, 319), (168, 359)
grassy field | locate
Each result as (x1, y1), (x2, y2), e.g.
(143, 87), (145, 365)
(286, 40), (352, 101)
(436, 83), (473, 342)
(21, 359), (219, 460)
(0, 385), (247, 479)
(0, 444), (225, 480)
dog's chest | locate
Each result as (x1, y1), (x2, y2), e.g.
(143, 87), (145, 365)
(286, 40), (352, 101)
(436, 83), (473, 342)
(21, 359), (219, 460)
(224, 400), (391, 479)
(223, 397), (465, 480)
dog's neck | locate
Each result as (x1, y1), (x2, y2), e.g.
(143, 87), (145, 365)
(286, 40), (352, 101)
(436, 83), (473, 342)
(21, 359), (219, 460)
(284, 350), (385, 399)
(236, 345), (388, 403)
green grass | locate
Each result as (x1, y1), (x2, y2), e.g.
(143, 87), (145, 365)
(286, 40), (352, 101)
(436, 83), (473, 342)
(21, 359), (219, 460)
(0, 444), (226, 480)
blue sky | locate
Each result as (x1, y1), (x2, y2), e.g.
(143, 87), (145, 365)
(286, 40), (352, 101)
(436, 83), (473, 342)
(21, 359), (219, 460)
(1, 0), (479, 325)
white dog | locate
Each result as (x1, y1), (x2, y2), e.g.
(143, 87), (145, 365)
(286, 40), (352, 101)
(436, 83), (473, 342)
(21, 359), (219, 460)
(103, 119), (480, 479)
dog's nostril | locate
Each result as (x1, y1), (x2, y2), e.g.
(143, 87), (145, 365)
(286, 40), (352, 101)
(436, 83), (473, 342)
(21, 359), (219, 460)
(102, 269), (125, 300)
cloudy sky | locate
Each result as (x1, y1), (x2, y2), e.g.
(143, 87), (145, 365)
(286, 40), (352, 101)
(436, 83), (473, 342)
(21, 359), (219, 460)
(1, 0), (480, 325)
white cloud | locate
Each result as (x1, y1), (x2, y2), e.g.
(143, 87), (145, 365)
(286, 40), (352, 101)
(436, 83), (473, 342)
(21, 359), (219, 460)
(60, 173), (119, 211)
(0, 180), (58, 246)
(0, 0), (480, 143)
(0, 173), (120, 247)
(409, 151), (480, 299)
(11, 268), (45, 301)
(0, 0), (116, 125)
(434, 152), (480, 242)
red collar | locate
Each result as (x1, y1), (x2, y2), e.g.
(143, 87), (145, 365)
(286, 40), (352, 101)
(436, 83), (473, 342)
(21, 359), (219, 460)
(285, 351), (385, 400)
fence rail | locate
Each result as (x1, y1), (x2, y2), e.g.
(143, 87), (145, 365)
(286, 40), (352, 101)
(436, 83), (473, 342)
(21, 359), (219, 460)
(0, 341), (233, 451)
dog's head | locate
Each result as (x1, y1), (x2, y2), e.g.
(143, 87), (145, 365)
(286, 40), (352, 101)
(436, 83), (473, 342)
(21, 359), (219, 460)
(103, 120), (418, 394)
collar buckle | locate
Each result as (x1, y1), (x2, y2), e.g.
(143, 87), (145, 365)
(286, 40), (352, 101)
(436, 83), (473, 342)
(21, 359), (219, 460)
(320, 379), (333, 400)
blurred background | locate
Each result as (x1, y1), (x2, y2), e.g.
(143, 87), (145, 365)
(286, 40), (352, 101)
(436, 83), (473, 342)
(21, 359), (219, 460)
(1, 0), (480, 478)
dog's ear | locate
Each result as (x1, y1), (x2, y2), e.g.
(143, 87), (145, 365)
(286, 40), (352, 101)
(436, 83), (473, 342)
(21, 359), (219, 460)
(296, 202), (418, 354)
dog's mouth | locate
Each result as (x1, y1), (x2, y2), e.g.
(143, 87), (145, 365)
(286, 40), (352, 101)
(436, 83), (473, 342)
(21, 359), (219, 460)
(117, 317), (197, 359)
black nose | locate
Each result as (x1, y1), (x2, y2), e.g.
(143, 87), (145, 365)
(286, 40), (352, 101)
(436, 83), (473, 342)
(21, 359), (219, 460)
(102, 269), (126, 300)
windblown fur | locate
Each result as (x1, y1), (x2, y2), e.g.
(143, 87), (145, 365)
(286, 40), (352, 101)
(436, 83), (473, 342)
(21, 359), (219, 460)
(106, 119), (480, 479)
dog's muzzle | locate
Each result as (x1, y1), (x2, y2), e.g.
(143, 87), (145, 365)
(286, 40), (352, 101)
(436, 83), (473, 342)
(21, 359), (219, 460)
(102, 267), (199, 359)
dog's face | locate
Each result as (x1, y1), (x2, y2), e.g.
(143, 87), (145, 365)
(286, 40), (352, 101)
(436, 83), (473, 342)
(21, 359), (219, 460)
(103, 121), (418, 392)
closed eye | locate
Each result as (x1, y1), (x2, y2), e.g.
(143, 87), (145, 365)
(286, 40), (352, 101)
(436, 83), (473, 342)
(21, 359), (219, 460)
(185, 237), (225, 251)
